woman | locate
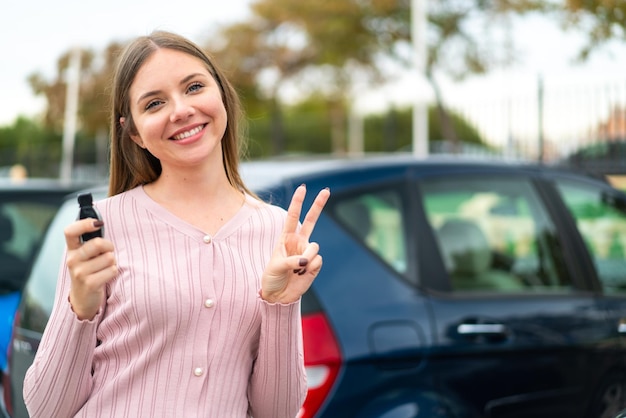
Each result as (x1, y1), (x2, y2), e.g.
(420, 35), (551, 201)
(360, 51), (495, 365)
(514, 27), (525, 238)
(23, 30), (330, 418)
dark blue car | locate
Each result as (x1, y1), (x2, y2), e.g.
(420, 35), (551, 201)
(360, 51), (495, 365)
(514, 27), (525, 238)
(5, 155), (626, 418)
(0, 179), (88, 379)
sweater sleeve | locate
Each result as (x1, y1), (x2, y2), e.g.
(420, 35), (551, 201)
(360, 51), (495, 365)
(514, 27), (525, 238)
(22, 253), (102, 418)
(247, 295), (307, 418)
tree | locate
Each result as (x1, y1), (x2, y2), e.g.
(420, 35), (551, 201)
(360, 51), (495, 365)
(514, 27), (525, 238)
(208, 0), (556, 155)
(0, 117), (62, 177)
(27, 42), (124, 172)
(363, 105), (488, 152)
(560, 0), (626, 60)
(209, 20), (314, 155)
(25, 0), (625, 161)
(207, 0), (410, 155)
(28, 49), (95, 133)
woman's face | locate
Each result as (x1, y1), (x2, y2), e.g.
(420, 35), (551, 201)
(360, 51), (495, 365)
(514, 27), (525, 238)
(126, 48), (228, 173)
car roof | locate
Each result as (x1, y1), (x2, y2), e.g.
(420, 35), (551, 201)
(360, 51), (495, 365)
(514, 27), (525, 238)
(240, 153), (593, 188)
(0, 177), (92, 193)
(66, 153), (607, 200)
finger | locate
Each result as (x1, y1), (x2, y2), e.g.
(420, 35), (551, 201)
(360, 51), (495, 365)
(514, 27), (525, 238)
(291, 242), (321, 275)
(66, 240), (115, 273)
(300, 241), (320, 262)
(304, 254), (323, 277)
(64, 219), (105, 250)
(290, 257), (323, 278)
(299, 188), (331, 239)
(69, 251), (117, 280)
(283, 184), (306, 236)
(79, 239), (116, 261)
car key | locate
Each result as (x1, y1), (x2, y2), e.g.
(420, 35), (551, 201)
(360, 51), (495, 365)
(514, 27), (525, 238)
(77, 192), (104, 242)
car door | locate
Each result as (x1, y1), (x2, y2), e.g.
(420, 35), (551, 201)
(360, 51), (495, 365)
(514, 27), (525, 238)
(0, 190), (68, 375)
(553, 176), (626, 418)
(414, 171), (605, 418)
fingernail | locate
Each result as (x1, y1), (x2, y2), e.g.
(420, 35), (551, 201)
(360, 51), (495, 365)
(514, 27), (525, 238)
(293, 268), (304, 274)
(300, 183), (306, 188)
(298, 268), (307, 276)
(299, 258), (308, 267)
(324, 187), (330, 191)
(94, 220), (104, 228)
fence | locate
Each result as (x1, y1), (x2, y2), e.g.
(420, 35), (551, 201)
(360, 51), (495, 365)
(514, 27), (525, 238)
(443, 72), (626, 164)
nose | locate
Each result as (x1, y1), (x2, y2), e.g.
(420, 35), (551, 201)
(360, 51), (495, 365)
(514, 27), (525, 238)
(169, 97), (195, 123)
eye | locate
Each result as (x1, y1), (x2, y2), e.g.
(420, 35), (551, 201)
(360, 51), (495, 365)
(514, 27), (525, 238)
(145, 99), (163, 111)
(187, 82), (204, 93)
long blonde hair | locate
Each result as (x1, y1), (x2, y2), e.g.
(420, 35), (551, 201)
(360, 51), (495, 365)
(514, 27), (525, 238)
(108, 30), (251, 197)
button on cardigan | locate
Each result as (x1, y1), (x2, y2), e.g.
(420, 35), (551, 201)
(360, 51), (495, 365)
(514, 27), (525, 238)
(23, 186), (307, 418)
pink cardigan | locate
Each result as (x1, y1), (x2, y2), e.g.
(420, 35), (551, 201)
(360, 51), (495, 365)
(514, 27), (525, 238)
(23, 186), (307, 418)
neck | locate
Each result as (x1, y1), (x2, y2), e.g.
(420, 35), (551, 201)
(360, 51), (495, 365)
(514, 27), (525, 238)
(147, 163), (238, 202)
(142, 166), (246, 235)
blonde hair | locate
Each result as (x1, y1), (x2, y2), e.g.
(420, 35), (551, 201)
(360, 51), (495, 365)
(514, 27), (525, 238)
(108, 30), (251, 197)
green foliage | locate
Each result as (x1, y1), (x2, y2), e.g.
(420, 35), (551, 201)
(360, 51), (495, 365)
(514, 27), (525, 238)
(246, 97), (333, 157)
(0, 117), (62, 177)
(429, 107), (485, 144)
(363, 107), (412, 151)
(561, 0), (626, 60)
(244, 99), (488, 155)
(363, 106), (487, 152)
(283, 99), (333, 154)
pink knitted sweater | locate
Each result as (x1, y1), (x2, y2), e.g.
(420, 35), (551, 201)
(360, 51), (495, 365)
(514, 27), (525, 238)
(23, 186), (307, 417)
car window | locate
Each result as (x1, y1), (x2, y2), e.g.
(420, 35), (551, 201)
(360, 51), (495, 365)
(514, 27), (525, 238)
(420, 177), (572, 293)
(555, 180), (626, 294)
(19, 200), (77, 332)
(0, 201), (58, 294)
(331, 187), (408, 275)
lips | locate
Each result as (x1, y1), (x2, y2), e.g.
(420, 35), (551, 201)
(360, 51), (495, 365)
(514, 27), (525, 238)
(171, 124), (205, 141)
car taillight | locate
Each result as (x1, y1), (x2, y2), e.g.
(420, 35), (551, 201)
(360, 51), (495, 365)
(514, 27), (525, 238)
(3, 310), (19, 417)
(298, 312), (342, 418)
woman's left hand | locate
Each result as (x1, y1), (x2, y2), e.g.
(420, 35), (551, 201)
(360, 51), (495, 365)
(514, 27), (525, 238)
(261, 184), (331, 304)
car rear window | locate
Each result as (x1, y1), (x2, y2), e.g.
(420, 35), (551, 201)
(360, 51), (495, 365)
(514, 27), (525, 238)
(330, 185), (408, 276)
(0, 198), (61, 294)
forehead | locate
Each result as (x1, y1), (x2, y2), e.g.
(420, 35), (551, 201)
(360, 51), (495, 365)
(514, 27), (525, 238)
(130, 48), (209, 94)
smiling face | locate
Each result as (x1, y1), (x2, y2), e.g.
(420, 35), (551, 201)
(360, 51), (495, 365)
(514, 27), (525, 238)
(126, 48), (228, 174)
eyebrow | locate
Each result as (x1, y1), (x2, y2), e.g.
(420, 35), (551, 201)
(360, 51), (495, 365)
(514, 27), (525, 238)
(136, 73), (206, 105)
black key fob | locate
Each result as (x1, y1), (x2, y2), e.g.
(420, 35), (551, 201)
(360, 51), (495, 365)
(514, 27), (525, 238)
(77, 193), (103, 242)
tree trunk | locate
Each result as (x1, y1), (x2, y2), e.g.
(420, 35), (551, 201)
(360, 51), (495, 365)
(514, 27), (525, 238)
(427, 71), (459, 153)
(269, 97), (285, 156)
(329, 99), (347, 155)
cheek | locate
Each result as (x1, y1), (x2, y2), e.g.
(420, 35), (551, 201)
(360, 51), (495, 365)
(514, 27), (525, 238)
(134, 114), (165, 141)
(206, 96), (227, 118)
(211, 100), (228, 130)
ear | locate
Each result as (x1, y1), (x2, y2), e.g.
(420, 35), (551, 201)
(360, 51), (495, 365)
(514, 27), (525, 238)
(120, 117), (145, 148)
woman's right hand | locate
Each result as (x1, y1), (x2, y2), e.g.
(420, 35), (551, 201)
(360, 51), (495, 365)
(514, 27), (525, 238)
(64, 219), (117, 320)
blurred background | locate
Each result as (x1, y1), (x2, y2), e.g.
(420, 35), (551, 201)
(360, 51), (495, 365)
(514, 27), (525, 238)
(1, 0), (625, 187)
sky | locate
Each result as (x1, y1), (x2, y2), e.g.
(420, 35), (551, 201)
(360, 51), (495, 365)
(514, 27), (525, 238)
(2, 0), (626, 152)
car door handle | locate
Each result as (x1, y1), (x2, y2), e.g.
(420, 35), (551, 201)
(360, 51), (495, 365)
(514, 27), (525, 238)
(457, 323), (507, 336)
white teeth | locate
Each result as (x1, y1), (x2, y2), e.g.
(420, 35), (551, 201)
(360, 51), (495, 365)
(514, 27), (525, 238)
(172, 125), (203, 140)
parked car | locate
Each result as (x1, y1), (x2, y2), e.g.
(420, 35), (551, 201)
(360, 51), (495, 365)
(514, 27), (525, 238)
(0, 178), (89, 380)
(558, 139), (626, 177)
(5, 155), (626, 418)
